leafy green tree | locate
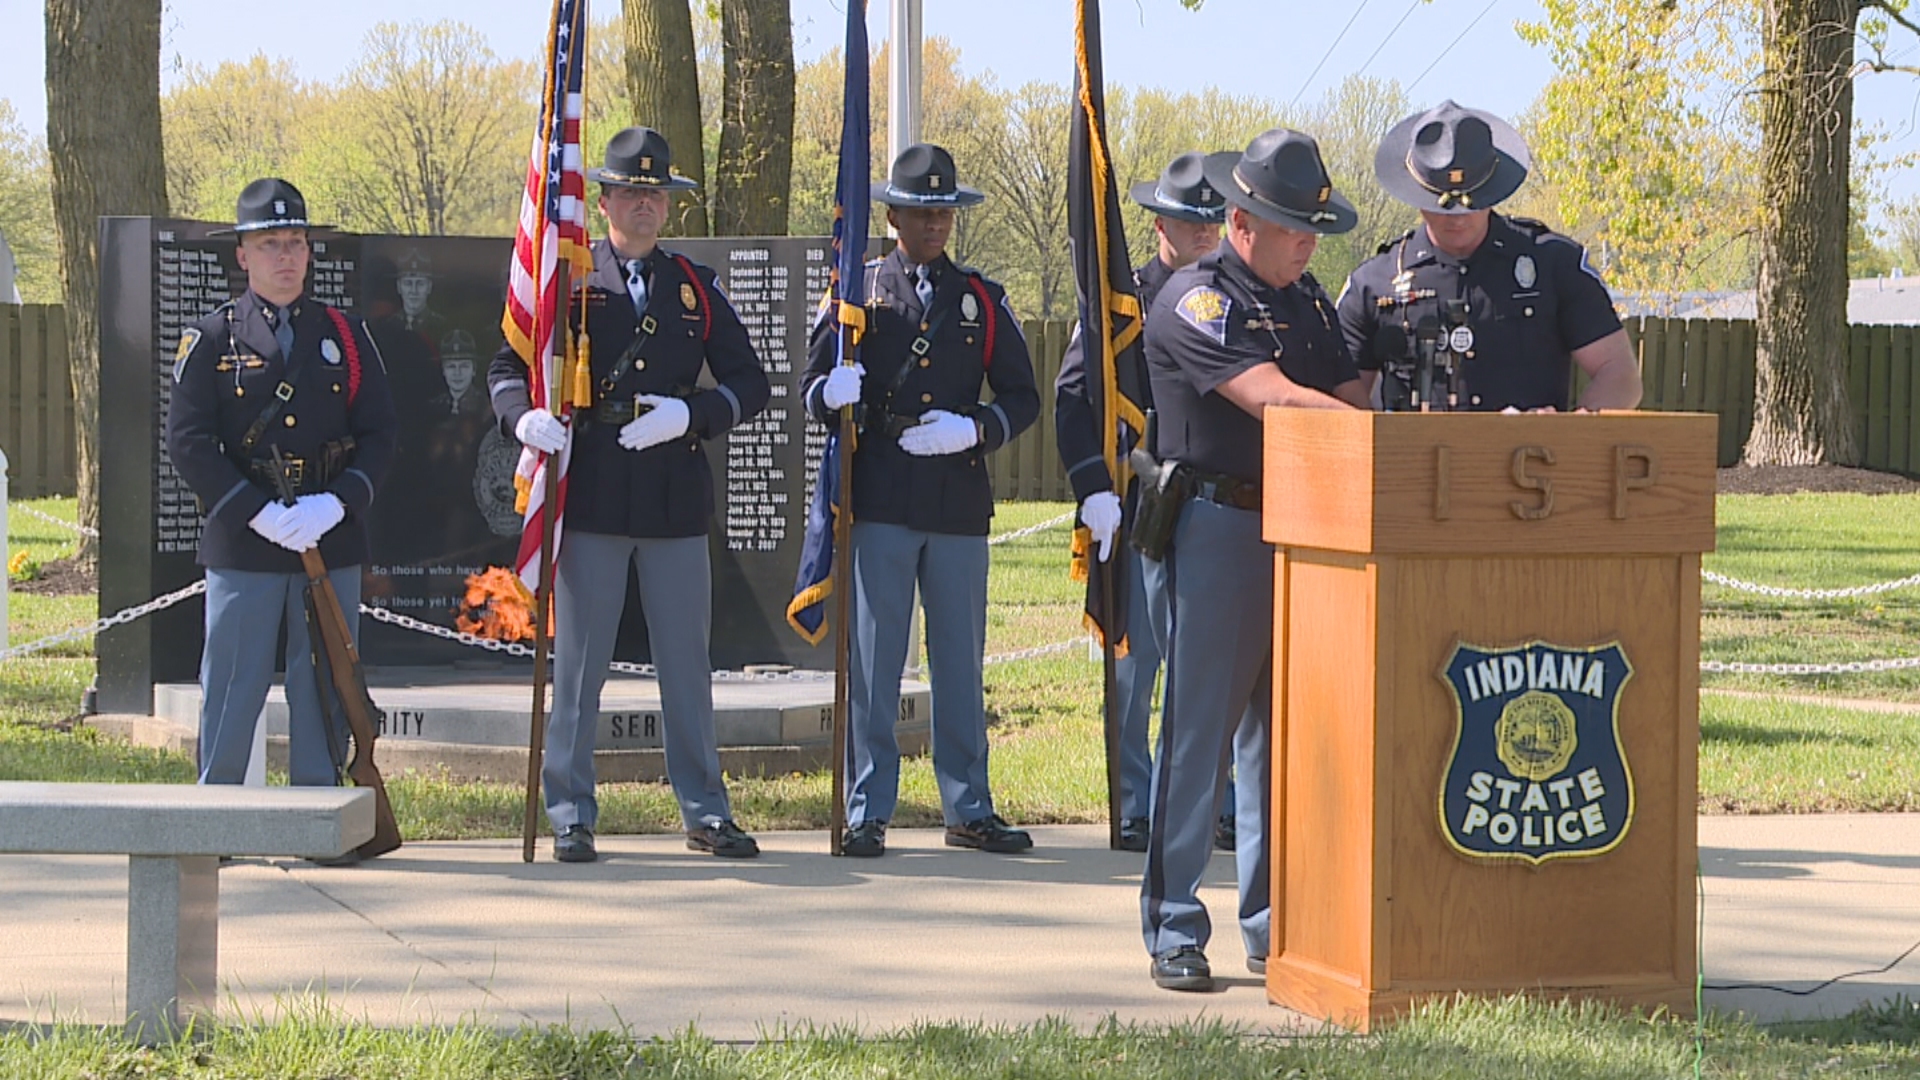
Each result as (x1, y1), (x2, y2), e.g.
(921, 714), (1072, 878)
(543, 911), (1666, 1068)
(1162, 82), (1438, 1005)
(303, 21), (531, 236)
(0, 100), (58, 303)
(160, 56), (311, 222)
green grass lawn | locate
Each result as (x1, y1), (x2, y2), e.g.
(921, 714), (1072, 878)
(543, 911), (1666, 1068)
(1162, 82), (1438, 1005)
(9, 494), (1920, 832)
(0, 995), (1916, 1078)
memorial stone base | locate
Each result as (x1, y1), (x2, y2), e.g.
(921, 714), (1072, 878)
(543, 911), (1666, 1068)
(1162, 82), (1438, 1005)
(96, 666), (931, 784)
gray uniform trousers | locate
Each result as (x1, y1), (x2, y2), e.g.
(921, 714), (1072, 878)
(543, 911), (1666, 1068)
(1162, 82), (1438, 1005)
(1141, 498), (1273, 962)
(198, 565), (362, 787)
(846, 521), (994, 827)
(1115, 547), (1168, 822)
(546, 530), (731, 833)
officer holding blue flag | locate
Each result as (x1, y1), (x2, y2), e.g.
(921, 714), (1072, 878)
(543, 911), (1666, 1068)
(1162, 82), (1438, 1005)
(800, 144), (1041, 859)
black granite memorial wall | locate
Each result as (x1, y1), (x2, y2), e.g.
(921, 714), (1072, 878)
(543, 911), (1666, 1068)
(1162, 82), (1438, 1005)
(98, 219), (849, 713)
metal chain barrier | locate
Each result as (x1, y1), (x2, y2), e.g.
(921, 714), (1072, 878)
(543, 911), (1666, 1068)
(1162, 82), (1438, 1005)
(10, 503), (101, 539)
(1701, 656), (1920, 675)
(0, 579), (207, 662)
(1703, 568), (1920, 600)
(986, 511), (1075, 546)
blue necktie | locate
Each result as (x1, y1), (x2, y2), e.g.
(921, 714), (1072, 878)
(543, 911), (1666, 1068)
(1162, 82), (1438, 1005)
(627, 260), (649, 317)
(269, 306), (294, 358)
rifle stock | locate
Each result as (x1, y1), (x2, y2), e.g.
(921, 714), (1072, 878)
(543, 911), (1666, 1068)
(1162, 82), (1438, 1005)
(271, 450), (403, 858)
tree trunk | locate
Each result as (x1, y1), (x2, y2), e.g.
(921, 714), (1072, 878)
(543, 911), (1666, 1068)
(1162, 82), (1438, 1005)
(625, 0), (710, 238)
(1746, 0), (1859, 465)
(713, 0), (794, 236)
(45, 0), (168, 565)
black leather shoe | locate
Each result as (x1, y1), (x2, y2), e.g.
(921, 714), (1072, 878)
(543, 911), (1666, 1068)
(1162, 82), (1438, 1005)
(553, 824), (597, 863)
(1214, 812), (1236, 852)
(305, 849), (361, 868)
(687, 820), (760, 858)
(842, 820), (887, 858)
(1117, 817), (1149, 853)
(946, 814), (1034, 853)
(1151, 946), (1213, 991)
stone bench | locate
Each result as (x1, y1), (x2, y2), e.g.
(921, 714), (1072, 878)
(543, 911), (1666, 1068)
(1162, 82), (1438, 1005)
(0, 781), (373, 1042)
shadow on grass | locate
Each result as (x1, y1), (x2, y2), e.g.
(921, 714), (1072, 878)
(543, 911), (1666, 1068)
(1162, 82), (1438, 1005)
(1699, 717), (1881, 749)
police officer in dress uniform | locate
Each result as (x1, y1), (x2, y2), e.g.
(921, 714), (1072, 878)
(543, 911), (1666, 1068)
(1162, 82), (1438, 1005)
(166, 178), (398, 805)
(487, 127), (771, 863)
(801, 143), (1041, 858)
(1337, 101), (1642, 411)
(1053, 151), (1225, 853)
(1140, 131), (1369, 991)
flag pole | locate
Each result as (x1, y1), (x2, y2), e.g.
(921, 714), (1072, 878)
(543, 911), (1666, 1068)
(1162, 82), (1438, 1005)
(1101, 550), (1122, 849)
(522, 260), (568, 863)
(829, 400), (853, 856)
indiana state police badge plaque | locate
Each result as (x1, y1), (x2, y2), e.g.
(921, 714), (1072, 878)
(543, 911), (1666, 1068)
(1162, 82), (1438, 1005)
(1438, 640), (1635, 865)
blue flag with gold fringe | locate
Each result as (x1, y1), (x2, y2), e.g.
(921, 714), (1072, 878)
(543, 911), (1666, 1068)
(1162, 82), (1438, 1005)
(786, 0), (870, 644)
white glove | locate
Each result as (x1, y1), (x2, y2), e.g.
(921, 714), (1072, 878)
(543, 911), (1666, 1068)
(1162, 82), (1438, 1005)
(820, 363), (865, 410)
(1080, 490), (1123, 563)
(897, 409), (981, 457)
(248, 503), (303, 552)
(514, 407), (568, 454)
(617, 394), (692, 452)
(282, 493), (346, 552)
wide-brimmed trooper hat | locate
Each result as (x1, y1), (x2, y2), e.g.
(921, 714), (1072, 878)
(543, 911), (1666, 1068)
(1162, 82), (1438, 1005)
(1129, 151), (1228, 224)
(588, 127), (700, 190)
(213, 177), (329, 236)
(873, 143), (985, 208)
(1200, 128), (1356, 235)
(1374, 100), (1531, 214)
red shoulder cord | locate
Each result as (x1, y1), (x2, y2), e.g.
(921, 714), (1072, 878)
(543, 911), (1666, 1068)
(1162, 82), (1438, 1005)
(670, 254), (713, 342)
(966, 276), (995, 369)
(324, 307), (363, 404)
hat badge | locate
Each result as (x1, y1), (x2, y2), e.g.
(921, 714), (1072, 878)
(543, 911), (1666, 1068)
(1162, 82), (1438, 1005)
(1449, 169), (1465, 184)
(1317, 185), (1330, 204)
(273, 200), (287, 215)
(930, 175), (942, 189)
(640, 156), (653, 170)
(1198, 184), (1212, 200)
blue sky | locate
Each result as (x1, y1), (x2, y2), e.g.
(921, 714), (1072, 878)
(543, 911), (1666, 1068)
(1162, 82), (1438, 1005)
(5, 0), (1920, 222)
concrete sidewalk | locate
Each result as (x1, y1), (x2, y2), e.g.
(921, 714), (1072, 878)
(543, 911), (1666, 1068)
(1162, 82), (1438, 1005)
(2, 817), (1916, 1036)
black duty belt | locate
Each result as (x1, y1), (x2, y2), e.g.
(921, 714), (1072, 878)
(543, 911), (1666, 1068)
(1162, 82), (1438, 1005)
(857, 404), (920, 440)
(1187, 469), (1261, 511)
(245, 454), (331, 495)
(579, 385), (698, 427)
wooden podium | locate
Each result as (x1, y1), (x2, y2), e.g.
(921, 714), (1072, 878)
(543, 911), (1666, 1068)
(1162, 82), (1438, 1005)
(1259, 410), (1716, 1030)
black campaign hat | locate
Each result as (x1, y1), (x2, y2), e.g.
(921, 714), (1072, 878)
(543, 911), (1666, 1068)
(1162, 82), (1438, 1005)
(1129, 151), (1228, 224)
(1374, 100), (1530, 214)
(1200, 129), (1356, 235)
(588, 127), (699, 190)
(214, 177), (327, 236)
(874, 143), (984, 208)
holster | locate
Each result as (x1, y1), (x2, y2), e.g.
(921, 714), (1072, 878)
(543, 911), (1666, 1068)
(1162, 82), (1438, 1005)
(1128, 447), (1191, 562)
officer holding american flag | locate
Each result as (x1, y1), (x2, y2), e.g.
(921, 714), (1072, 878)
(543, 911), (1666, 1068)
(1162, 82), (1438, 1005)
(487, 127), (770, 864)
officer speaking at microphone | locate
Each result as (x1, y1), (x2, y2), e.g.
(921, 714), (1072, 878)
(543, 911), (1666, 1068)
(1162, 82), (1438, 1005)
(1053, 150), (1225, 853)
(488, 127), (770, 864)
(166, 178), (397, 797)
(800, 143), (1040, 859)
(1138, 130), (1367, 992)
(1337, 101), (1642, 412)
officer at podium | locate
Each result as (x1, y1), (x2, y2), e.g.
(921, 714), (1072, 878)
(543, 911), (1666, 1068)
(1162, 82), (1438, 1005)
(166, 178), (397, 791)
(488, 127), (770, 864)
(1337, 101), (1641, 412)
(1053, 150), (1225, 852)
(1138, 130), (1366, 992)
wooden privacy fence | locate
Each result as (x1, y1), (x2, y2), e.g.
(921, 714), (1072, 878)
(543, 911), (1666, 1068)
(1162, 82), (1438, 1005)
(7, 308), (1919, 505)
(0, 304), (75, 499)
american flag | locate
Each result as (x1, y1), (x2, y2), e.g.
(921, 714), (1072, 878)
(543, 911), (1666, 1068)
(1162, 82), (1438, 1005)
(501, 0), (591, 595)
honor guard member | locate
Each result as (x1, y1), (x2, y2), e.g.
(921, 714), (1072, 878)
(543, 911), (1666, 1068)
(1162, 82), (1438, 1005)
(1338, 101), (1642, 411)
(801, 143), (1041, 858)
(1053, 151), (1224, 853)
(166, 178), (398, 795)
(1140, 130), (1369, 991)
(488, 127), (771, 863)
